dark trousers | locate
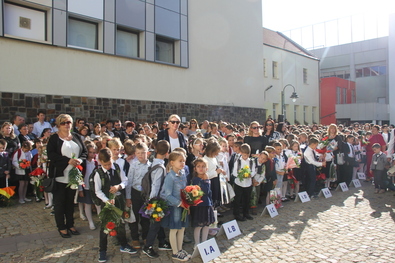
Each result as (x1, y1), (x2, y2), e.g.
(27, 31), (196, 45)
(99, 222), (128, 252)
(373, 170), (386, 189)
(338, 164), (353, 186)
(144, 221), (166, 248)
(53, 182), (76, 231)
(306, 164), (316, 197)
(129, 188), (150, 241)
(233, 184), (252, 217)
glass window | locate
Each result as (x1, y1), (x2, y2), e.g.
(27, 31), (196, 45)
(294, 105), (297, 122)
(343, 88), (347, 104)
(273, 103), (276, 121)
(263, 59), (267, 77)
(378, 66), (386, 75)
(303, 68), (308, 84)
(356, 69), (362, 78)
(68, 18), (98, 49)
(336, 87), (341, 104)
(156, 37), (174, 63)
(303, 106), (307, 123)
(272, 61), (278, 79)
(116, 29), (139, 57)
(370, 66), (379, 76)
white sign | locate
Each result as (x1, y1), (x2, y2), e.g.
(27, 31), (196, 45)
(336, 182), (349, 192)
(261, 203), (278, 218)
(350, 179), (362, 188)
(318, 188), (332, 198)
(191, 238), (221, 263)
(294, 191), (310, 203)
(357, 172), (366, 180)
(217, 220), (241, 240)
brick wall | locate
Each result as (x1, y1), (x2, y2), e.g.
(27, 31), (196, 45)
(0, 92), (266, 125)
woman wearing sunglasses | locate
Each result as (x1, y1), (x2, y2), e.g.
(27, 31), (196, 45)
(187, 119), (199, 136)
(157, 114), (188, 152)
(262, 119), (280, 148)
(47, 114), (87, 238)
(244, 121), (265, 157)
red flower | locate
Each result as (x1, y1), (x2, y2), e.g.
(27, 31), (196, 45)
(155, 217), (161, 222)
(109, 230), (117, 236)
(76, 165), (83, 171)
(39, 186), (45, 192)
(185, 185), (194, 192)
(106, 222), (115, 230)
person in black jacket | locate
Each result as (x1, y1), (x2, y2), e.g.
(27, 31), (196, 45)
(47, 114), (87, 238)
(157, 114), (188, 153)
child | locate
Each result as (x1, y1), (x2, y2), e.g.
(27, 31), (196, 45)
(216, 139), (230, 212)
(0, 139), (11, 188)
(108, 138), (130, 175)
(304, 137), (326, 198)
(228, 141), (242, 185)
(251, 151), (268, 215)
(125, 142), (151, 249)
(232, 143), (256, 221)
(278, 139), (290, 201)
(203, 141), (225, 212)
(370, 143), (388, 194)
(93, 148), (136, 262)
(263, 147), (278, 205)
(287, 140), (303, 198)
(77, 143), (99, 230)
(273, 141), (285, 200)
(160, 151), (191, 261)
(123, 139), (137, 165)
(142, 140), (172, 258)
(299, 133), (308, 150)
(12, 141), (33, 204)
(190, 158), (215, 246)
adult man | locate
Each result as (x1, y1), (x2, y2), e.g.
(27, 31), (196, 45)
(32, 111), (52, 137)
(105, 120), (115, 137)
(12, 115), (25, 136)
(113, 120), (124, 137)
(74, 118), (86, 133)
(26, 123), (37, 140)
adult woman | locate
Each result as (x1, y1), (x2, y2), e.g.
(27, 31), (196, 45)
(324, 124), (343, 188)
(244, 121), (265, 157)
(40, 128), (52, 141)
(47, 114), (87, 238)
(0, 122), (20, 155)
(262, 119), (280, 148)
(366, 125), (386, 180)
(78, 125), (90, 141)
(118, 122), (138, 142)
(276, 122), (288, 138)
(157, 114), (188, 152)
(18, 124), (31, 144)
(187, 119), (199, 136)
(90, 123), (102, 140)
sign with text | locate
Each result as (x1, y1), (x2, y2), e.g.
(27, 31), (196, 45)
(294, 191), (310, 203)
(217, 220), (241, 240)
(357, 172), (366, 180)
(350, 179), (362, 188)
(261, 203), (278, 218)
(191, 238), (221, 263)
(318, 188), (332, 198)
(336, 182), (349, 192)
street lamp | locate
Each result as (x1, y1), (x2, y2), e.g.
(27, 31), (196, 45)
(281, 84), (299, 120)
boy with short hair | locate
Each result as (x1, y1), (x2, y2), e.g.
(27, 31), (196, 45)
(232, 143), (256, 221)
(126, 142), (151, 249)
(273, 141), (285, 200)
(108, 138), (130, 175)
(142, 140), (172, 258)
(304, 137), (326, 198)
(370, 143), (388, 194)
(94, 148), (136, 262)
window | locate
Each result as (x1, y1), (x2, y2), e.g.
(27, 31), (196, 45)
(116, 29), (139, 58)
(272, 61), (278, 79)
(156, 37), (174, 63)
(351, 90), (356, 103)
(294, 105), (297, 123)
(312, 107), (316, 123)
(343, 88), (347, 104)
(272, 103), (277, 121)
(356, 65), (387, 78)
(4, 3), (47, 42)
(303, 106), (308, 123)
(303, 68), (308, 84)
(336, 87), (341, 104)
(263, 59), (267, 77)
(68, 17), (98, 50)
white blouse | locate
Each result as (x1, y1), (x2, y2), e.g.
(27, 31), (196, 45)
(56, 139), (80, 184)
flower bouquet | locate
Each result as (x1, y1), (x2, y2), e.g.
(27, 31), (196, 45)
(286, 154), (302, 169)
(237, 165), (252, 182)
(139, 197), (170, 223)
(67, 154), (84, 189)
(19, 159), (31, 169)
(29, 167), (46, 200)
(287, 170), (298, 189)
(316, 137), (331, 154)
(269, 188), (281, 209)
(99, 194), (123, 236)
(180, 185), (204, 221)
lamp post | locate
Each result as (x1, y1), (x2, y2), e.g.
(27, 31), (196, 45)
(281, 84), (299, 120)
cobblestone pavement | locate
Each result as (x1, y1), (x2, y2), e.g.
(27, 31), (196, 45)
(1, 181), (395, 263)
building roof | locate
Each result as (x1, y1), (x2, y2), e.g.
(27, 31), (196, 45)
(263, 27), (317, 59)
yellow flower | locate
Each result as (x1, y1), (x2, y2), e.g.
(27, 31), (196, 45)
(244, 173), (249, 178)
(244, 165), (249, 169)
(191, 189), (199, 197)
(156, 207), (162, 212)
(152, 214), (158, 218)
(151, 203), (157, 208)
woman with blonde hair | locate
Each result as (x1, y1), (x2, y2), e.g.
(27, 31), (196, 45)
(0, 122), (20, 155)
(244, 121), (265, 157)
(157, 114), (188, 152)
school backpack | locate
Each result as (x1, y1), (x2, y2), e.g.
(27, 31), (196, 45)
(89, 163), (121, 206)
(141, 163), (166, 201)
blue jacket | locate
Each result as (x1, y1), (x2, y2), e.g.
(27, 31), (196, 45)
(160, 169), (187, 207)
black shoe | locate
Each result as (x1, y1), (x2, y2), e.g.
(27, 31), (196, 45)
(68, 228), (80, 235)
(143, 246), (159, 258)
(58, 230), (71, 238)
(158, 241), (172, 251)
(244, 215), (254, 220)
(235, 215), (246, 221)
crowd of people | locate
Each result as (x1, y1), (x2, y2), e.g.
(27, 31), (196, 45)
(1, 111), (394, 262)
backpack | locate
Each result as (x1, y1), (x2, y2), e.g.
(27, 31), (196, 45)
(141, 163), (166, 201)
(89, 163), (121, 206)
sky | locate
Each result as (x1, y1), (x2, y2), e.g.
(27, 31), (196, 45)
(262, 0), (393, 49)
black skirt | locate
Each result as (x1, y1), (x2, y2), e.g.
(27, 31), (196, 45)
(190, 206), (215, 227)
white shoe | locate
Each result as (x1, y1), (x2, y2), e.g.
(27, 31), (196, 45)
(80, 215), (87, 221)
(19, 199), (25, 204)
(89, 224), (96, 230)
(24, 198), (32, 202)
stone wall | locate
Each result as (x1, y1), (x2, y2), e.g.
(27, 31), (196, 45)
(0, 92), (266, 125)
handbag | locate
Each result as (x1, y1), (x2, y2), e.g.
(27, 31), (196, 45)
(42, 177), (56, 193)
(336, 153), (345, 165)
